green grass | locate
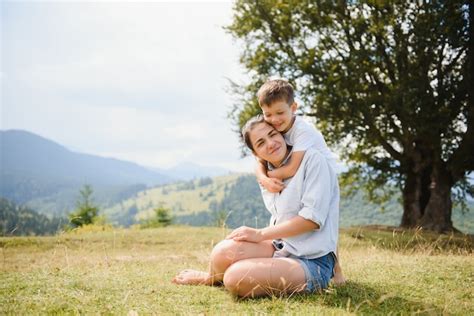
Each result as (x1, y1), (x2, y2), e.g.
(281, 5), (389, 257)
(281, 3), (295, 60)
(1, 226), (473, 315)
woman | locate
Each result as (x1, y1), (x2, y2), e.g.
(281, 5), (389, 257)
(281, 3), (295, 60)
(172, 115), (340, 297)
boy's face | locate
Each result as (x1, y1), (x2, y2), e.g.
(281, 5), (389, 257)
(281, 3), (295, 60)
(261, 99), (297, 133)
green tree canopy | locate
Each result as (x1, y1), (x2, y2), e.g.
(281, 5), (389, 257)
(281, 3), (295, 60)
(227, 1), (473, 232)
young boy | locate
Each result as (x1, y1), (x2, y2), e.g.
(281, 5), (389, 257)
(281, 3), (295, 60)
(255, 79), (346, 285)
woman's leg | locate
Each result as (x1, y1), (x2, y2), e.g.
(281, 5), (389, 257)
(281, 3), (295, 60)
(223, 257), (306, 298)
(172, 239), (274, 285)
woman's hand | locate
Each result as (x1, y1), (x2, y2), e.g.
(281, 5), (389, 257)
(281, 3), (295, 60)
(226, 226), (264, 243)
(226, 217), (318, 244)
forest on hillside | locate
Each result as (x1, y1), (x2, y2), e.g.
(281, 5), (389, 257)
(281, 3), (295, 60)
(0, 198), (64, 236)
(2, 174), (473, 236)
(173, 175), (474, 233)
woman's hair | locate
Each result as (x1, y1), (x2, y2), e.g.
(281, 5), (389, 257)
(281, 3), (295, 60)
(241, 114), (266, 152)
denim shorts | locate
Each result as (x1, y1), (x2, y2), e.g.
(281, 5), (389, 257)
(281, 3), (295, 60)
(272, 240), (335, 293)
(293, 252), (335, 293)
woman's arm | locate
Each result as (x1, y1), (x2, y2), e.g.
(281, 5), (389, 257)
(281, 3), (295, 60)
(227, 152), (331, 244)
(226, 216), (318, 243)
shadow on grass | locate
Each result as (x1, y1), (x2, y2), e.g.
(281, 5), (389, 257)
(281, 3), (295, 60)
(317, 280), (442, 314)
(235, 281), (443, 314)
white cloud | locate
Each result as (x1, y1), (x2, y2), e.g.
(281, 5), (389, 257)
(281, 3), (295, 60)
(2, 1), (252, 172)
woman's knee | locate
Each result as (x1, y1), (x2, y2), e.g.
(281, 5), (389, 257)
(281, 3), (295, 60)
(223, 263), (244, 296)
(210, 239), (242, 270)
(223, 262), (256, 297)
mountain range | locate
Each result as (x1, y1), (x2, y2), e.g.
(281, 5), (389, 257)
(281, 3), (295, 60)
(152, 162), (232, 181)
(0, 129), (230, 216)
(2, 129), (472, 235)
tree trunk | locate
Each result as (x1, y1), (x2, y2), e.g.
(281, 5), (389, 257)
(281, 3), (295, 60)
(400, 144), (432, 228)
(419, 165), (454, 233)
(401, 170), (422, 227)
(400, 167), (431, 228)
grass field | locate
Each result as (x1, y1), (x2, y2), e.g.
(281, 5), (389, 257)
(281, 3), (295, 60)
(1, 225), (473, 315)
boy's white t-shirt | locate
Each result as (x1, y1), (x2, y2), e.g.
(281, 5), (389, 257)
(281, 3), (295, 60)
(284, 116), (338, 171)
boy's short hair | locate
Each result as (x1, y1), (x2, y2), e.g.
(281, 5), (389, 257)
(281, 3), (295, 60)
(257, 79), (295, 107)
(241, 114), (266, 152)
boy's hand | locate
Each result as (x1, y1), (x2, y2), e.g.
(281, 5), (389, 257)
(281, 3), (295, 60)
(267, 170), (279, 180)
(259, 176), (284, 193)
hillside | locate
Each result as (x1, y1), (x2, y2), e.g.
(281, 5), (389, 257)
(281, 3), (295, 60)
(103, 174), (246, 226)
(1, 226), (472, 314)
(0, 130), (238, 218)
(1, 130), (172, 193)
(154, 162), (231, 181)
(0, 130), (173, 216)
(0, 198), (63, 236)
(104, 174), (474, 233)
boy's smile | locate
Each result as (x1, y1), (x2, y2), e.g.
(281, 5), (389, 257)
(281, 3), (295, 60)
(261, 100), (297, 134)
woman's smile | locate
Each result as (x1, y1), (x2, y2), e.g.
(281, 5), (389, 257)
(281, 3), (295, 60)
(269, 143), (282, 155)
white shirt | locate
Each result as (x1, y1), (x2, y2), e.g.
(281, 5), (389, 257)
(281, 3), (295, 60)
(261, 148), (340, 259)
(284, 116), (338, 171)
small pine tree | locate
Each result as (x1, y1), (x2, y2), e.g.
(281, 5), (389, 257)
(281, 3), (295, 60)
(140, 206), (172, 229)
(154, 206), (172, 227)
(69, 184), (99, 228)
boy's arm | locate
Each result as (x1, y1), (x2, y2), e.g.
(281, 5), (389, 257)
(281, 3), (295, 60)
(255, 158), (284, 193)
(255, 158), (267, 182)
(267, 150), (305, 180)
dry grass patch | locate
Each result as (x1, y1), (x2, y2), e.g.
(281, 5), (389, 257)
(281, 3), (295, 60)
(1, 225), (473, 314)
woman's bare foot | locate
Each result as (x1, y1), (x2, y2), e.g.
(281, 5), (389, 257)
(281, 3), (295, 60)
(331, 271), (347, 286)
(172, 269), (212, 286)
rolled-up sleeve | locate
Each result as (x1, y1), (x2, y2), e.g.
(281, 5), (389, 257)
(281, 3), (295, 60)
(297, 153), (332, 230)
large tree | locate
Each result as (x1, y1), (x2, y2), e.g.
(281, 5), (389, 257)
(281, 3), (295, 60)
(227, 1), (473, 232)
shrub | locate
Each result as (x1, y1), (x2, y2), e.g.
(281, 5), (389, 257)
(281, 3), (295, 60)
(140, 206), (173, 229)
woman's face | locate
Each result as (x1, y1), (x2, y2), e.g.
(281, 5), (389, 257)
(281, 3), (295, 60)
(249, 122), (288, 166)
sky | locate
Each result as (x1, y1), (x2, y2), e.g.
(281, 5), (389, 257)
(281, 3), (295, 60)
(1, 0), (255, 172)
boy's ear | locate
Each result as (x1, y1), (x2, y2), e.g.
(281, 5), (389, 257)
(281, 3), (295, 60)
(290, 102), (298, 112)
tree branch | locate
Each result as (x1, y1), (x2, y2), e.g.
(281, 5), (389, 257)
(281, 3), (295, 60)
(360, 108), (404, 162)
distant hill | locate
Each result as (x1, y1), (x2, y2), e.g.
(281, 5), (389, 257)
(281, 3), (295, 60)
(104, 174), (474, 234)
(102, 173), (249, 227)
(2, 129), (472, 233)
(153, 162), (231, 181)
(0, 197), (64, 236)
(1, 130), (172, 188)
(0, 130), (173, 216)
